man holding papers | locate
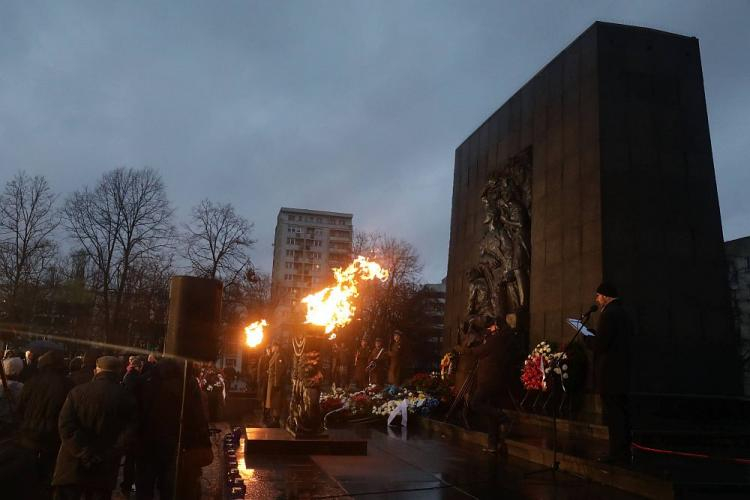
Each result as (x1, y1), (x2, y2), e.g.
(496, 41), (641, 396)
(584, 282), (633, 465)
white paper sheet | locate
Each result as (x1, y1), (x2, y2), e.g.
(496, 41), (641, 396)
(566, 318), (595, 337)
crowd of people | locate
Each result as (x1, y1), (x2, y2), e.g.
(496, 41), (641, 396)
(0, 347), (217, 500)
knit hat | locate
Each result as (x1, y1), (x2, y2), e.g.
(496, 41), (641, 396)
(96, 356), (122, 372)
(596, 282), (619, 298)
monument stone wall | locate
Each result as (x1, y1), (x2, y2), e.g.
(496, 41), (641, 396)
(445, 22), (741, 395)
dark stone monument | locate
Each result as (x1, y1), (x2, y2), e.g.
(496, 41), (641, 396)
(445, 22), (741, 398)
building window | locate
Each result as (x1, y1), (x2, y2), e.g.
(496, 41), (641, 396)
(286, 250), (294, 257)
(285, 262), (293, 269)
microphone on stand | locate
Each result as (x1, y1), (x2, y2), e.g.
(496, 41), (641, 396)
(582, 304), (598, 322)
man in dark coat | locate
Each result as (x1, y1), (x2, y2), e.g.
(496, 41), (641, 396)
(256, 346), (270, 423)
(136, 359), (211, 500)
(16, 351), (74, 495)
(120, 356), (144, 496)
(456, 319), (513, 452)
(69, 349), (98, 386)
(352, 339), (369, 389)
(585, 282), (633, 464)
(52, 356), (136, 500)
(140, 353), (158, 383)
(332, 341), (351, 388)
(265, 341), (287, 428)
(387, 330), (405, 386)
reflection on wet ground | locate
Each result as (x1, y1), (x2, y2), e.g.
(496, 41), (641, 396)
(239, 423), (645, 499)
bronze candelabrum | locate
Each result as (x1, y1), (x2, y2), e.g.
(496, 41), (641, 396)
(286, 324), (328, 438)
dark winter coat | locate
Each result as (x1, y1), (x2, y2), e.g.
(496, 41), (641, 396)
(387, 340), (403, 386)
(69, 350), (99, 386)
(138, 360), (210, 457)
(16, 365), (73, 452)
(52, 371), (136, 489)
(68, 367), (94, 386)
(19, 360), (38, 382)
(461, 328), (514, 389)
(586, 299), (632, 395)
(265, 351), (287, 416)
(353, 345), (369, 388)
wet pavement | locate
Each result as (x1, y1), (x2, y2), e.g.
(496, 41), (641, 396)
(239, 423), (646, 499)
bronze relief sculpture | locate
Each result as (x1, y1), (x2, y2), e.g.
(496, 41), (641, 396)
(464, 148), (532, 337)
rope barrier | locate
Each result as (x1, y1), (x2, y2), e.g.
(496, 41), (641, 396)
(631, 441), (750, 465)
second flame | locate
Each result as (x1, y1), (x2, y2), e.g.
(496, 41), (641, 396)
(302, 256), (389, 336)
(244, 319), (267, 348)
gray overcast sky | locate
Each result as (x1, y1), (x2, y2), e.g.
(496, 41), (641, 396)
(1, 1), (748, 282)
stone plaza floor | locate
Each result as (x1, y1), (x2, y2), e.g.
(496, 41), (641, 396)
(237, 423), (646, 499)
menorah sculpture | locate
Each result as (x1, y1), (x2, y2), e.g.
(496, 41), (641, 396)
(286, 324), (328, 438)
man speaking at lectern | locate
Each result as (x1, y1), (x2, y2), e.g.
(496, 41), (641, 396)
(586, 282), (633, 465)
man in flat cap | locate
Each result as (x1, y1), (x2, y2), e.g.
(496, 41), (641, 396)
(52, 356), (136, 499)
(586, 282), (633, 464)
(16, 351), (73, 495)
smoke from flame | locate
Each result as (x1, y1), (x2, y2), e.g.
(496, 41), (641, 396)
(302, 256), (389, 337)
(244, 319), (267, 348)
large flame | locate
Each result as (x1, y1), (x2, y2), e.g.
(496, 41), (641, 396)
(302, 256), (389, 337)
(244, 319), (267, 348)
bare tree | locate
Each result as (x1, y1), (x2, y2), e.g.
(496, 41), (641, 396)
(353, 231), (423, 286)
(353, 231), (423, 340)
(63, 167), (174, 342)
(0, 172), (59, 320)
(121, 251), (174, 348)
(183, 199), (255, 287)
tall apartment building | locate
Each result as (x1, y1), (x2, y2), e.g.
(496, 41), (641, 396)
(270, 207), (353, 342)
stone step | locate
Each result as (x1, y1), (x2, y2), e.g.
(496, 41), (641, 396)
(515, 391), (603, 422)
(244, 427), (368, 455)
(508, 409), (609, 441)
(505, 434), (674, 500)
(511, 409), (750, 450)
(413, 416), (673, 500)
